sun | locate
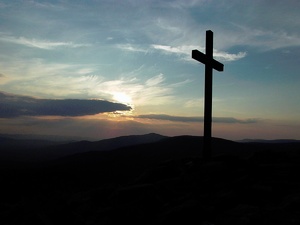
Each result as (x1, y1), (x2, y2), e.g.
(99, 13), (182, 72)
(113, 92), (132, 104)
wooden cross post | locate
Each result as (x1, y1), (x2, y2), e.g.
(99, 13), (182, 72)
(192, 30), (224, 160)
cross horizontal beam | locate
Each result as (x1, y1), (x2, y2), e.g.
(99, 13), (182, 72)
(192, 49), (224, 72)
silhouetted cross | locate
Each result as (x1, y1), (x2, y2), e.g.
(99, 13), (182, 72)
(192, 30), (224, 160)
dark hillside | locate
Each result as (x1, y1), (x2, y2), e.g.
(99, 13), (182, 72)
(0, 133), (167, 161)
(0, 136), (59, 161)
(1, 135), (300, 225)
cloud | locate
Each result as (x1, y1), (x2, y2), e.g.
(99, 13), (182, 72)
(0, 35), (90, 49)
(116, 43), (246, 62)
(0, 115), (191, 141)
(136, 114), (258, 124)
(26, 0), (65, 10)
(117, 42), (246, 63)
(223, 24), (300, 51)
(184, 99), (203, 108)
(0, 56), (182, 106)
(0, 113), (296, 141)
(151, 44), (195, 54)
(213, 50), (247, 62)
(0, 73), (9, 84)
(145, 73), (165, 86)
(134, 74), (177, 105)
(137, 114), (201, 122)
(151, 44), (247, 62)
(77, 73), (189, 108)
(0, 2), (8, 8)
(213, 117), (258, 124)
(84, 73), (181, 106)
(0, 92), (131, 118)
(116, 44), (148, 53)
(168, 0), (205, 9)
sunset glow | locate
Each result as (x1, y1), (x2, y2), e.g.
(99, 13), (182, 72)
(0, 0), (300, 140)
(113, 92), (132, 105)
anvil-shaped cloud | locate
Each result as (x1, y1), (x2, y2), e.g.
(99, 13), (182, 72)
(0, 92), (131, 118)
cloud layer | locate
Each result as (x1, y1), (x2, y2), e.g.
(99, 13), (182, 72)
(136, 114), (258, 124)
(0, 92), (131, 118)
(0, 34), (90, 50)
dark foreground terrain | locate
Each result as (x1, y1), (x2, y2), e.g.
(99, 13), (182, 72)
(1, 134), (300, 225)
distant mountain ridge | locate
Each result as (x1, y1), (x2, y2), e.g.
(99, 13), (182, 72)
(93, 133), (167, 151)
(2, 133), (300, 163)
(0, 133), (83, 142)
(238, 139), (300, 143)
(0, 133), (168, 161)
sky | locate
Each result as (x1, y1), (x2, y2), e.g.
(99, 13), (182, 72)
(0, 0), (300, 141)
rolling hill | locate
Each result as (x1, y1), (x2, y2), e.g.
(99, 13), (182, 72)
(0, 133), (167, 161)
(1, 134), (300, 225)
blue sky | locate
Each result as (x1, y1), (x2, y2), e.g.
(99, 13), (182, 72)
(0, 0), (300, 140)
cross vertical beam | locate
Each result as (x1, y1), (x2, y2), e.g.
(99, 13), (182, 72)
(204, 30), (213, 160)
(192, 30), (224, 160)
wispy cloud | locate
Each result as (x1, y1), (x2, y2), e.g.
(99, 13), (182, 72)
(213, 117), (258, 124)
(168, 0), (206, 9)
(184, 99), (203, 108)
(0, 2), (7, 8)
(0, 35), (90, 49)
(135, 73), (189, 105)
(213, 50), (247, 62)
(145, 73), (165, 86)
(95, 73), (177, 106)
(0, 91), (131, 118)
(136, 114), (258, 124)
(226, 24), (300, 51)
(151, 44), (196, 55)
(0, 72), (9, 84)
(26, 0), (65, 10)
(116, 44), (148, 53)
(151, 44), (247, 62)
(116, 43), (246, 62)
(256, 30), (300, 50)
(5, 68), (183, 107)
(0, 54), (183, 106)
